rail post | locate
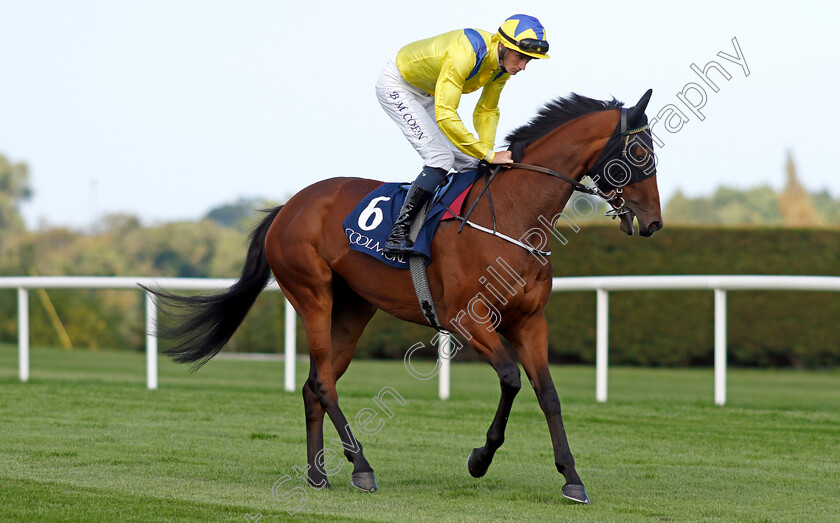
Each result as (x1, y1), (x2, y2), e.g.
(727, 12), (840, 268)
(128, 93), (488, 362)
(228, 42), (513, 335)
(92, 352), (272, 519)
(284, 298), (296, 392)
(18, 287), (29, 383)
(145, 291), (158, 390)
(596, 289), (609, 402)
(439, 332), (451, 400)
(714, 289), (727, 406)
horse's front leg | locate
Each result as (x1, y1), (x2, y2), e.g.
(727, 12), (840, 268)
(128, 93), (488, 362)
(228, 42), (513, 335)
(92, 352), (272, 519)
(506, 314), (590, 504)
(464, 334), (522, 478)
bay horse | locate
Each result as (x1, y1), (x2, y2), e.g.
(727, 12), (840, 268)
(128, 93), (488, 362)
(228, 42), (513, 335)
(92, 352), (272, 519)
(146, 90), (663, 505)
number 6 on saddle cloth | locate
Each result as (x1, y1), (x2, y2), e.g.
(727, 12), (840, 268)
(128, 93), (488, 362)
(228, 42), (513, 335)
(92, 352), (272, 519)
(342, 170), (481, 269)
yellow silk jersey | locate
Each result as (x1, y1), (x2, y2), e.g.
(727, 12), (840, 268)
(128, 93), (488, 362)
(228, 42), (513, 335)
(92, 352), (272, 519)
(396, 29), (510, 162)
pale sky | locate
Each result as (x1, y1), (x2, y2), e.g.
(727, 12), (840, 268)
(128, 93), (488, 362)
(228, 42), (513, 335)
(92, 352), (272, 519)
(1, 1), (838, 229)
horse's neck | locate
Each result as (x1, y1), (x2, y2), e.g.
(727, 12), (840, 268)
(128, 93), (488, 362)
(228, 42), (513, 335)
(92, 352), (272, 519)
(490, 112), (615, 234)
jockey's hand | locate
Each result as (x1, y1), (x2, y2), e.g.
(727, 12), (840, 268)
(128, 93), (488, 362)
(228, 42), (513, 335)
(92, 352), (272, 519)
(490, 150), (514, 164)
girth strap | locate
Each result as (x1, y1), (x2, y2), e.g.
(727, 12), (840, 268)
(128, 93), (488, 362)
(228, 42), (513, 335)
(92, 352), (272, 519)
(407, 203), (445, 331)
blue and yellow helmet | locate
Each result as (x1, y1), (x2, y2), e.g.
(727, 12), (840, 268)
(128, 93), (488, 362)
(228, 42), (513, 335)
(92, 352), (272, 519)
(497, 14), (549, 59)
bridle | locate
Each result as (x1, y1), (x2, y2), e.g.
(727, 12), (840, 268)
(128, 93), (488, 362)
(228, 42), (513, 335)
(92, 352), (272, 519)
(505, 161), (630, 219)
(505, 107), (652, 219)
(452, 106), (653, 254)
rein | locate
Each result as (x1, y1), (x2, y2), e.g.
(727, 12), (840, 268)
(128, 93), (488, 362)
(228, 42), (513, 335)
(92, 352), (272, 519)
(445, 167), (550, 256)
(503, 106), (652, 218)
(444, 162), (624, 258)
(447, 160), (631, 257)
(507, 162), (630, 218)
(448, 108), (654, 255)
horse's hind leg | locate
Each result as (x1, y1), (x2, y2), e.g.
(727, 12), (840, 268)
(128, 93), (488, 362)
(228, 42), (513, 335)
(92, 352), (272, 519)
(302, 368), (328, 488)
(462, 332), (522, 479)
(299, 311), (378, 492)
(303, 279), (376, 489)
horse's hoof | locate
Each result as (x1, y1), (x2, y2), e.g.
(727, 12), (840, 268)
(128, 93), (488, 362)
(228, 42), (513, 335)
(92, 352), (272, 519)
(467, 448), (489, 478)
(351, 471), (378, 492)
(306, 476), (331, 489)
(562, 484), (590, 504)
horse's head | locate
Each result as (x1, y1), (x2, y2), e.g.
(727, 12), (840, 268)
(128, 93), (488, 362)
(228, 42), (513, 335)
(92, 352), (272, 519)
(588, 89), (663, 237)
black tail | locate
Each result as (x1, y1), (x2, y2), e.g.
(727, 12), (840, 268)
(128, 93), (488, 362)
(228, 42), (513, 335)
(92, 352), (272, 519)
(142, 206), (283, 369)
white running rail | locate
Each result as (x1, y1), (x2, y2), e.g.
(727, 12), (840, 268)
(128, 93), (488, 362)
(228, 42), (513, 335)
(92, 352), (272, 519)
(0, 277), (290, 391)
(3, 275), (839, 405)
(551, 275), (840, 405)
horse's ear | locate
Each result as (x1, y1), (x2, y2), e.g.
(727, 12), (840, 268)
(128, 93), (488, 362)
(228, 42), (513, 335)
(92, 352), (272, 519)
(627, 88), (653, 125)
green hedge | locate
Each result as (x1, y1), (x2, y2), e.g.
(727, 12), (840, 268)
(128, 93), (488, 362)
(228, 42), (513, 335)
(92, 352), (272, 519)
(355, 225), (840, 368)
(3, 225), (838, 368)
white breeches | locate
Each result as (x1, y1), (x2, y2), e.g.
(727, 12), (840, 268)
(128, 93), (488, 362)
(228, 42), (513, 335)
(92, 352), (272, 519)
(375, 59), (477, 173)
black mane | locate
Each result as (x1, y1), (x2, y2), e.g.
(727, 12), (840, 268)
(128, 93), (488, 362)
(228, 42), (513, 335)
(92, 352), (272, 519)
(505, 93), (623, 160)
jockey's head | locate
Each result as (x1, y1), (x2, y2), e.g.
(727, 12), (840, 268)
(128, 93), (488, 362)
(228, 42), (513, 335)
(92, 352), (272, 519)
(496, 14), (549, 75)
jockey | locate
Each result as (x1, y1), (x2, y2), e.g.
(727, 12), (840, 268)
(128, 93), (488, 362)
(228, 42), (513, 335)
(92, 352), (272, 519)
(376, 14), (550, 255)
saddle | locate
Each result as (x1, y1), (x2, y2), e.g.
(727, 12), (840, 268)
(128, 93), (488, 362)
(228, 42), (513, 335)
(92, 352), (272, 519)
(342, 170), (480, 269)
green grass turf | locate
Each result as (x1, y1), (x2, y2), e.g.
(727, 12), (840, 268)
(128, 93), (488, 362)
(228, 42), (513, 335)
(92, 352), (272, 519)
(1, 344), (839, 522)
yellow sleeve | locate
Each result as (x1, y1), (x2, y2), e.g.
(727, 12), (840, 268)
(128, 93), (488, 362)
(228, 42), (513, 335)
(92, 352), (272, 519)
(433, 46), (493, 161)
(474, 74), (508, 153)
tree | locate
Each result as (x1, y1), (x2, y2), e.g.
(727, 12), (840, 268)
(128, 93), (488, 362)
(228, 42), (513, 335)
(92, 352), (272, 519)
(810, 189), (840, 225)
(778, 150), (819, 226)
(93, 213), (142, 236)
(0, 152), (32, 240)
(664, 186), (779, 225)
(204, 197), (279, 232)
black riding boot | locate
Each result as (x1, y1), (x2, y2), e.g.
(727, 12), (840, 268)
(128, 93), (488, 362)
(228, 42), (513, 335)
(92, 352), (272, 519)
(383, 183), (433, 255)
(383, 166), (447, 255)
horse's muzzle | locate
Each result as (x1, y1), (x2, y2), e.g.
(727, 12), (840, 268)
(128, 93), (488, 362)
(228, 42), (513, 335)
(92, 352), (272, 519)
(640, 220), (663, 237)
(619, 210), (663, 237)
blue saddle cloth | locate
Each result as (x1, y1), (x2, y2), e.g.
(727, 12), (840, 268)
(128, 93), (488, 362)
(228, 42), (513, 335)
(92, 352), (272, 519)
(343, 170), (480, 269)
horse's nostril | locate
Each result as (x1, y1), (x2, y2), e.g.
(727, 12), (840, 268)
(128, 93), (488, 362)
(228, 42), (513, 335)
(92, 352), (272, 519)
(648, 221), (663, 232)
